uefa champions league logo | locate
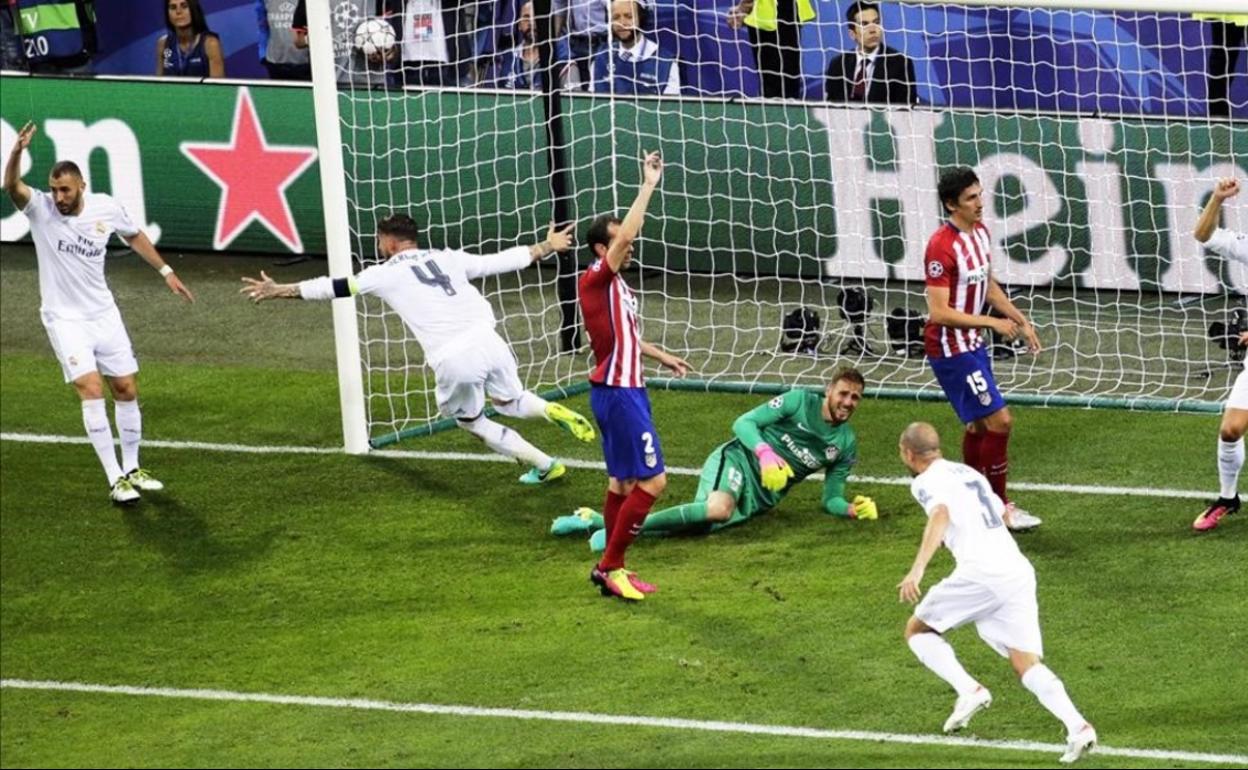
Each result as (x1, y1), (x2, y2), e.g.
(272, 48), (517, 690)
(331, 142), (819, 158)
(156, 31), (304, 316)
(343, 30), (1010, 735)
(331, 1), (364, 56)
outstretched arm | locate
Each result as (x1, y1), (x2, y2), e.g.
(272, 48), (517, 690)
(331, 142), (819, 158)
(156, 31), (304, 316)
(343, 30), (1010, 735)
(466, 222), (577, 279)
(241, 270), (359, 302)
(3, 121), (34, 211)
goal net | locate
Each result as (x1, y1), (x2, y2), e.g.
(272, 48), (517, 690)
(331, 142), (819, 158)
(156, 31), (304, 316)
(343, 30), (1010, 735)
(313, 0), (1248, 447)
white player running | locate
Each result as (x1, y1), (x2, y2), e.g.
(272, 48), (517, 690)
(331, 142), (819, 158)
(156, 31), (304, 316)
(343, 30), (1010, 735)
(3, 121), (195, 504)
(240, 212), (595, 481)
(896, 422), (1096, 764)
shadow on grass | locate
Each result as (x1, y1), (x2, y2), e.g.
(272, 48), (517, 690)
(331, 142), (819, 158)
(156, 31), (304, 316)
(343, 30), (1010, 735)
(120, 494), (281, 573)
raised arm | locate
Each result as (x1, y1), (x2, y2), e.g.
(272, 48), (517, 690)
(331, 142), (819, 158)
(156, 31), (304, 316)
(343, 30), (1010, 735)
(3, 121), (35, 211)
(1195, 177), (1240, 244)
(604, 151), (663, 273)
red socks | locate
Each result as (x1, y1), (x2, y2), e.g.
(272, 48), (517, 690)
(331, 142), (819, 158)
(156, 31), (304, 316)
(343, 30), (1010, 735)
(962, 428), (985, 473)
(980, 429), (1011, 503)
(599, 487), (657, 571)
(602, 489), (627, 548)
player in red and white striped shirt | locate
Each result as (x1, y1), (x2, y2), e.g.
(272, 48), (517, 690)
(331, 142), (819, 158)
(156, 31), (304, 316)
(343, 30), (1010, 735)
(578, 151), (690, 601)
(923, 167), (1042, 532)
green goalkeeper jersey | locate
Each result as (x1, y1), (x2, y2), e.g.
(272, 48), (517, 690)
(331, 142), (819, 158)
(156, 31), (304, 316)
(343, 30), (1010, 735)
(730, 389), (859, 516)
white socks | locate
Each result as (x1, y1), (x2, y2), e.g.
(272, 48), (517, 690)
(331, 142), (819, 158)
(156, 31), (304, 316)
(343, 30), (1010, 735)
(82, 399), (123, 485)
(907, 633), (980, 697)
(1218, 437), (1243, 499)
(492, 392), (549, 420)
(1021, 663), (1087, 736)
(459, 415), (552, 470)
(114, 399), (142, 473)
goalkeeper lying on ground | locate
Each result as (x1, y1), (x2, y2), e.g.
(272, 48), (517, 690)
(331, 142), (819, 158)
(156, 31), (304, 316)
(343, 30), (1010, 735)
(552, 367), (878, 550)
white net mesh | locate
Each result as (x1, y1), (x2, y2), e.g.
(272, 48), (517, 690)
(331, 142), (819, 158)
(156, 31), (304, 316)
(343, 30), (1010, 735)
(323, 0), (1248, 444)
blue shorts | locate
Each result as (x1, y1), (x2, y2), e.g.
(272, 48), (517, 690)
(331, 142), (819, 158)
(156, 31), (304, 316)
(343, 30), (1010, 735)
(929, 347), (1007, 424)
(590, 385), (665, 480)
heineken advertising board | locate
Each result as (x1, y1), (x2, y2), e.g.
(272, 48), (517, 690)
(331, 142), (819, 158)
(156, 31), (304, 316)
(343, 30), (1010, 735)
(2, 76), (1245, 294)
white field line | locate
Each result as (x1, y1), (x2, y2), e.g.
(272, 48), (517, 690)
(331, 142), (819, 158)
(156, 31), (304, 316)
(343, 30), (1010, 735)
(1, 679), (1244, 766)
(0, 431), (1211, 501)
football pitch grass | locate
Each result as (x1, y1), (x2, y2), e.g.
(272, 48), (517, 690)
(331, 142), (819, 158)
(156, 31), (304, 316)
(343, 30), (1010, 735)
(1, 248), (1246, 768)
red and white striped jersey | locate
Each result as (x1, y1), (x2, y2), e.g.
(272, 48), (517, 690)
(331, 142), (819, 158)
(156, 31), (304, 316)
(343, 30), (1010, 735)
(579, 258), (644, 387)
(924, 222), (994, 358)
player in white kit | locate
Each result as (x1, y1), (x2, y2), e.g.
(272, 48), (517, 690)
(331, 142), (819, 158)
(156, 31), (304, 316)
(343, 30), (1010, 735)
(1192, 177), (1248, 532)
(896, 422), (1096, 764)
(241, 213), (596, 481)
(3, 122), (195, 504)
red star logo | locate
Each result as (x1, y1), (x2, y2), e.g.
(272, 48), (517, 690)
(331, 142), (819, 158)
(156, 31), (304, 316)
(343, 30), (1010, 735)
(180, 88), (318, 252)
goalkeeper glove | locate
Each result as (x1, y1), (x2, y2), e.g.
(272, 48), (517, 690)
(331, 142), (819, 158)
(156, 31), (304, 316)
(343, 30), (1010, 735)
(850, 495), (878, 521)
(754, 443), (795, 492)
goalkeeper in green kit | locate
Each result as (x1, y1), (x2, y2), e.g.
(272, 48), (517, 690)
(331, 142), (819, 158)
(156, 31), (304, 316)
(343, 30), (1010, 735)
(552, 367), (878, 551)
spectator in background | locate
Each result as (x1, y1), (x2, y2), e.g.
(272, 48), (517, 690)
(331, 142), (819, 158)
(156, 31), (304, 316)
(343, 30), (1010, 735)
(445, 0), (492, 86)
(16, 0), (96, 75)
(1196, 13), (1248, 118)
(727, 0), (813, 100)
(156, 0), (225, 78)
(482, 1), (572, 90)
(592, 0), (679, 95)
(553, 0), (608, 90)
(825, 1), (916, 105)
(1, 0), (26, 71)
(292, 0), (401, 87)
(400, 0), (450, 86)
(257, 0), (310, 80)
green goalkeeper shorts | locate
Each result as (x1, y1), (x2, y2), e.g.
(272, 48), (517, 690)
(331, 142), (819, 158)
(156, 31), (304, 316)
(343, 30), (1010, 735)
(695, 442), (777, 531)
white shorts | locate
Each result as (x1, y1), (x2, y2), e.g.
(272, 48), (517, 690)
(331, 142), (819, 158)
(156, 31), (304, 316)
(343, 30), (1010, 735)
(42, 308), (138, 384)
(916, 568), (1043, 658)
(1228, 368), (1248, 411)
(431, 329), (525, 420)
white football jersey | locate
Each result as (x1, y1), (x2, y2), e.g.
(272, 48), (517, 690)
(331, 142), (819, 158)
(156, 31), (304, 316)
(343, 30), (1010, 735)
(24, 190), (140, 321)
(355, 246), (529, 367)
(1206, 229), (1248, 371)
(1207, 227), (1248, 267)
(910, 458), (1032, 580)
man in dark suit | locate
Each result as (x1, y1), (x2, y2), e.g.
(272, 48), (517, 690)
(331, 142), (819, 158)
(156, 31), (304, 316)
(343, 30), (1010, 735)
(825, 1), (917, 106)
